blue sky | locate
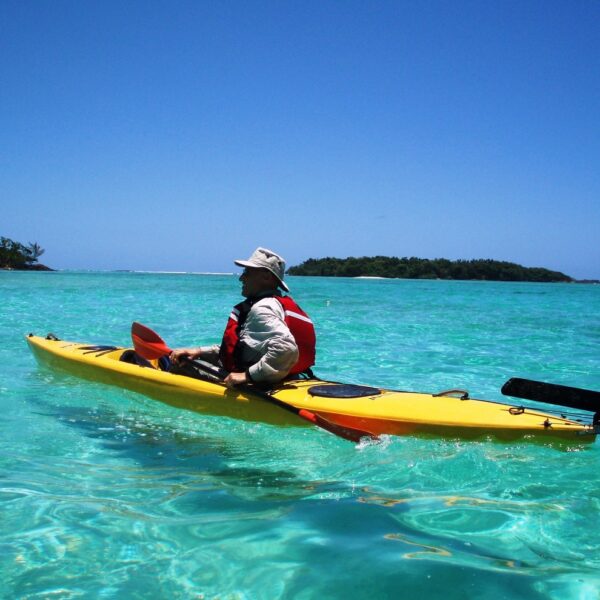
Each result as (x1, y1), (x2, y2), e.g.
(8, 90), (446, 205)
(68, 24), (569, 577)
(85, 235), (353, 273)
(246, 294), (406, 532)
(2, 1), (599, 278)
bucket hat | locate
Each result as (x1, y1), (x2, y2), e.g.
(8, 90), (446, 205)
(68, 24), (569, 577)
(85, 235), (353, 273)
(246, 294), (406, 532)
(234, 247), (289, 292)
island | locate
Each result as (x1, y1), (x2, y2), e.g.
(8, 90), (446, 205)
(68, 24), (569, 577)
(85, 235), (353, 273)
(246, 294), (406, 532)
(0, 236), (53, 271)
(287, 256), (573, 282)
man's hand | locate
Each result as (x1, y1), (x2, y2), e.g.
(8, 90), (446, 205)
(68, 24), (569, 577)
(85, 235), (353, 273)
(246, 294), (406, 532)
(169, 347), (200, 365)
(224, 371), (249, 388)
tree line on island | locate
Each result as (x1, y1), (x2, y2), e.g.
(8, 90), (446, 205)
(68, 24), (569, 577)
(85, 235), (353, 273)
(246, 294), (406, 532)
(0, 236), (52, 270)
(287, 256), (573, 282)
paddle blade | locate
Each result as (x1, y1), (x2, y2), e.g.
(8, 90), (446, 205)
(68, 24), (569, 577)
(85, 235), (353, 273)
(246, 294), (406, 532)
(502, 378), (599, 413)
(298, 409), (377, 443)
(131, 322), (168, 345)
(131, 322), (172, 360)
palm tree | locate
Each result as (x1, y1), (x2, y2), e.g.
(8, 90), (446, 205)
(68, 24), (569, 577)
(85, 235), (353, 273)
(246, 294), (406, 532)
(0, 237), (46, 268)
(27, 242), (45, 262)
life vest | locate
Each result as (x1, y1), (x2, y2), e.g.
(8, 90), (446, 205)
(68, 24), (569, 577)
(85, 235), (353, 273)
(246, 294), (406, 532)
(219, 295), (316, 375)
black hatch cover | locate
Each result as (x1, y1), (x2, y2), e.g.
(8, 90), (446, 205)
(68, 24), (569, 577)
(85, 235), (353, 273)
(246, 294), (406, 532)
(308, 384), (381, 398)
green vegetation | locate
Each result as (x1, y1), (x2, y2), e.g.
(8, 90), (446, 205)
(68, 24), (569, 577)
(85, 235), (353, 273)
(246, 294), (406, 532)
(287, 256), (572, 282)
(0, 237), (51, 270)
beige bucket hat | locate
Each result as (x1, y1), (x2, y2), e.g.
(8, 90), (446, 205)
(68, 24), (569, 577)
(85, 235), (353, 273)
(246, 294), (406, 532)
(234, 247), (289, 292)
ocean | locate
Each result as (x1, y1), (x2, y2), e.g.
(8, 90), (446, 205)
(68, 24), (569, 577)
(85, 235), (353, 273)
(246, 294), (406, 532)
(1, 271), (599, 599)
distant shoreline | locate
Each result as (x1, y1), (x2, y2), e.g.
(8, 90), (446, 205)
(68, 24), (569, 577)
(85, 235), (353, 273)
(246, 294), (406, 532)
(126, 270), (235, 276)
(2, 268), (597, 283)
(0, 264), (54, 272)
(347, 275), (599, 284)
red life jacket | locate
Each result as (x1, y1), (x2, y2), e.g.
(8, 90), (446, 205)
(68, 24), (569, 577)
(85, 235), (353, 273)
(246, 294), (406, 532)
(219, 295), (316, 375)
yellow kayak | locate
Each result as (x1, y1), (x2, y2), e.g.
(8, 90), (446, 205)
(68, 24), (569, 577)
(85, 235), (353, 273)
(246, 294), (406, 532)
(26, 334), (596, 442)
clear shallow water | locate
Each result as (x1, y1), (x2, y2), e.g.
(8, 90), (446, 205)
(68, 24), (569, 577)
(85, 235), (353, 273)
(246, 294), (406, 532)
(1, 271), (599, 599)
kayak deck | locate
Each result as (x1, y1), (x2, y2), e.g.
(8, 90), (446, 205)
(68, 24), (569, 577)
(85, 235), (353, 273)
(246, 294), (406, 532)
(26, 334), (596, 442)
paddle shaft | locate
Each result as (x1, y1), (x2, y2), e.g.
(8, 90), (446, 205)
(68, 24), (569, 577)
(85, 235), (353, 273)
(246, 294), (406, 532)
(184, 360), (374, 442)
(131, 322), (375, 443)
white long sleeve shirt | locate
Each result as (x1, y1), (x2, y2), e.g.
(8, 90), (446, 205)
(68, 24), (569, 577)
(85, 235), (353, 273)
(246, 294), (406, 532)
(200, 296), (299, 384)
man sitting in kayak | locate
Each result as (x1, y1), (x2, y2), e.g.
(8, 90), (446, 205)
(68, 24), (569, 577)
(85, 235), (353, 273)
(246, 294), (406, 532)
(170, 247), (316, 389)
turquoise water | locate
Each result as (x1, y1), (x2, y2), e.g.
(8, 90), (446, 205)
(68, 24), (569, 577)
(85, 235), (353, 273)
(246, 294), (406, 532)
(2, 272), (599, 599)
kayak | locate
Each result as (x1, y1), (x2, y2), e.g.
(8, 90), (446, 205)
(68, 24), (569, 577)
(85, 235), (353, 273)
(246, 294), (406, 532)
(26, 333), (596, 442)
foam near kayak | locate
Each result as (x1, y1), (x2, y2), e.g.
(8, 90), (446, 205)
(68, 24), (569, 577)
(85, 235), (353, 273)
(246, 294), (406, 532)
(26, 333), (596, 442)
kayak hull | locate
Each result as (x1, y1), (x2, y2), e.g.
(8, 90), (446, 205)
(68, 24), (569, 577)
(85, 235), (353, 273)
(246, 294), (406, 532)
(26, 334), (596, 442)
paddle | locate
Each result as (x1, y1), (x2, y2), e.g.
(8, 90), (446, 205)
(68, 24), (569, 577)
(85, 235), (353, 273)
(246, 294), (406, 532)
(501, 377), (600, 415)
(130, 322), (376, 443)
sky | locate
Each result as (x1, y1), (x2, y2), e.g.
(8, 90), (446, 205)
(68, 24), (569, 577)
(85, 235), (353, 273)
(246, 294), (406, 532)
(2, 0), (599, 279)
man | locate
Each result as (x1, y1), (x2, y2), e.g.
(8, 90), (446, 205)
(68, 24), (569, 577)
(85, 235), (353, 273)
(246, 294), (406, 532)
(170, 247), (316, 388)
